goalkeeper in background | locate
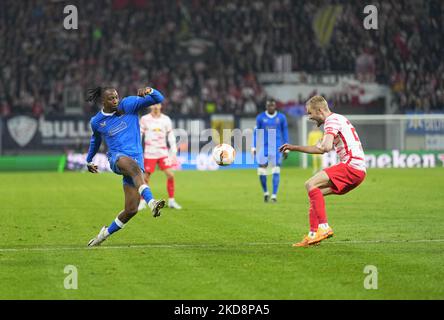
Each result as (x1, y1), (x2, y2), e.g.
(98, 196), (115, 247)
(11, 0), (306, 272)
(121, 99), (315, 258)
(252, 100), (289, 203)
(308, 124), (324, 173)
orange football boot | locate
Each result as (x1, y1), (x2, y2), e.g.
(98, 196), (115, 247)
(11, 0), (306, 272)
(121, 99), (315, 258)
(317, 226), (334, 240)
(292, 234), (323, 247)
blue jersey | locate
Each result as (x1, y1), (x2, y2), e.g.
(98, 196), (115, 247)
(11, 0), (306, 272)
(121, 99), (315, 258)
(253, 111), (289, 152)
(86, 89), (164, 163)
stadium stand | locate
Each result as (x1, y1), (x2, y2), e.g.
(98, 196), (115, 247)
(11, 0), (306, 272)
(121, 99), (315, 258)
(0, 0), (443, 116)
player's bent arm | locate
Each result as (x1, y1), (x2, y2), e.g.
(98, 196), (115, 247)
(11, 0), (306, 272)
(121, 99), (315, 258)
(136, 88), (164, 109)
(316, 133), (334, 153)
(281, 144), (324, 154)
(279, 134), (333, 155)
(120, 88), (165, 114)
(86, 127), (102, 173)
(86, 128), (101, 163)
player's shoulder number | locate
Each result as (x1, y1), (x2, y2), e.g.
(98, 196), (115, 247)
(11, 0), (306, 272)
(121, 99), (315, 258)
(345, 119), (360, 142)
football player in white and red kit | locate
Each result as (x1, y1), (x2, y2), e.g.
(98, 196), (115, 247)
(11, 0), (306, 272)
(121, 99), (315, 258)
(280, 96), (366, 247)
(138, 103), (182, 210)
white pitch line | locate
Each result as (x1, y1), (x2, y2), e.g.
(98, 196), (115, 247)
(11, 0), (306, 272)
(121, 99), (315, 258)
(0, 243), (221, 253)
(0, 239), (443, 253)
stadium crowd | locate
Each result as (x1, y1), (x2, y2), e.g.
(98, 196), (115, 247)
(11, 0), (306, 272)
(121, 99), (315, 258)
(0, 0), (443, 117)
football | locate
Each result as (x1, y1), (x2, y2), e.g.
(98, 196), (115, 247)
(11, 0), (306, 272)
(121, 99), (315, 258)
(212, 143), (236, 166)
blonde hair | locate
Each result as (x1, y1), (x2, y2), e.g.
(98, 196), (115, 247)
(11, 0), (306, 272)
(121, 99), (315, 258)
(306, 95), (329, 112)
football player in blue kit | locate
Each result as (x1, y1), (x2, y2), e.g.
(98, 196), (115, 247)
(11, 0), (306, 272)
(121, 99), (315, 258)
(252, 100), (289, 203)
(85, 86), (166, 246)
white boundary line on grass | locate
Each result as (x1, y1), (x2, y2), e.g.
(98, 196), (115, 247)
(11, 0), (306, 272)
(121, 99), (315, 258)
(0, 239), (443, 253)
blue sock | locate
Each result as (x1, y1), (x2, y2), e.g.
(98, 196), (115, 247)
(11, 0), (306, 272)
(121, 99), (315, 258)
(259, 175), (268, 193)
(107, 218), (124, 235)
(272, 173), (280, 196)
(140, 185), (153, 203)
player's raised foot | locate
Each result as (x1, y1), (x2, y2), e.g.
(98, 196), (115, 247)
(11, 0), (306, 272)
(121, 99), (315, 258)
(87, 226), (109, 247)
(138, 199), (147, 211)
(270, 195), (277, 203)
(149, 199), (166, 217)
(168, 199), (182, 210)
(292, 233), (323, 248)
(264, 193), (269, 203)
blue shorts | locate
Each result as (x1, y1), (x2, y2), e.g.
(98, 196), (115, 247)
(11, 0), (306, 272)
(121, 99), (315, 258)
(108, 152), (145, 187)
(257, 148), (282, 167)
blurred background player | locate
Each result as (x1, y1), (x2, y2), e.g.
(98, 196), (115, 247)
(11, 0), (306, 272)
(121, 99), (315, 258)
(86, 86), (166, 247)
(138, 103), (182, 210)
(307, 124), (324, 173)
(280, 96), (366, 248)
(252, 100), (289, 203)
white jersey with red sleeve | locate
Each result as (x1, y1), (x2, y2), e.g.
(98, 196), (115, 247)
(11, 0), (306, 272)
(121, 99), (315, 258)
(140, 113), (176, 159)
(323, 113), (366, 172)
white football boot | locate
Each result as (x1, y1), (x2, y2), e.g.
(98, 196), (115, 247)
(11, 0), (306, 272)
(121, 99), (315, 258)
(149, 199), (166, 217)
(87, 226), (109, 247)
(168, 199), (182, 210)
(138, 199), (147, 211)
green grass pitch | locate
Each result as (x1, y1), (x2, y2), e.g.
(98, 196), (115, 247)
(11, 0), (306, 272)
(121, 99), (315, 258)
(0, 168), (443, 299)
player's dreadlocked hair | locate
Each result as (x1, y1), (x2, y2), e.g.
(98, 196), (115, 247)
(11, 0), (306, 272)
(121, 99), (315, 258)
(85, 86), (114, 103)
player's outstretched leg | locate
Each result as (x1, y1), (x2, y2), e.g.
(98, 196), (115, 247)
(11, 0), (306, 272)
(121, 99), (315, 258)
(271, 166), (280, 202)
(138, 199), (147, 211)
(138, 185), (165, 217)
(88, 184), (144, 247)
(88, 226), (109, 247)
(88, 213), (128, 247)
(138, 172), (151, 211)
(118, 157), (165, 217)
(258, 166), (269, 202)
